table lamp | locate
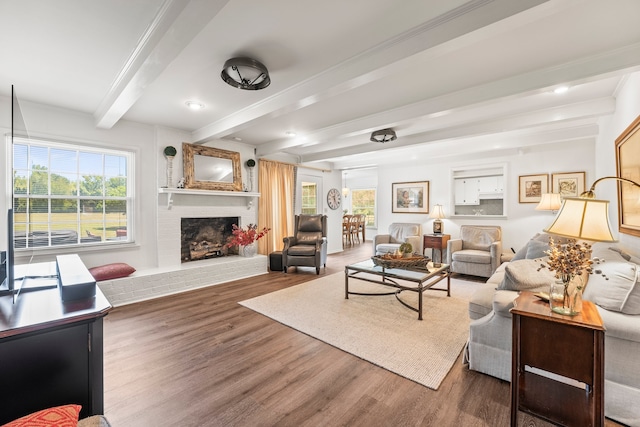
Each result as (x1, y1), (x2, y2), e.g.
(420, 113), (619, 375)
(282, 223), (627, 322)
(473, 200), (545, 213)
(429, 204), (446, 234)
(535, 193), (562, 213)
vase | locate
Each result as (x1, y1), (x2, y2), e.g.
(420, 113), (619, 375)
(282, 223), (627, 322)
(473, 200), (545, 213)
(549, 279), (582, 316)
(166, 155), (174, 188)
(571, 286), (583, 313)
(239, 243), (256, 258)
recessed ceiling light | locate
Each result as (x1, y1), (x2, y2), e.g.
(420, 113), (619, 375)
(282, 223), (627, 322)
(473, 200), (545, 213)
(553, 86), (569, 94)
(185, 101), (205, 110)
(233, 137), (242, 142)
(285, 131), (297, 137)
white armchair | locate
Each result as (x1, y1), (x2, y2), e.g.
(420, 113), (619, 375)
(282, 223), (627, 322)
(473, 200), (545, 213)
(374, 223), (422, 256)
(447, 225), (502, 278)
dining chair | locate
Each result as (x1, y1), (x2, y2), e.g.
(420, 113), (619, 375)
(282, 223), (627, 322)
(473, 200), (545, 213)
(357, 214), (366, 242)
(349, 215), (360, 244)
(342, 215), (352, 247)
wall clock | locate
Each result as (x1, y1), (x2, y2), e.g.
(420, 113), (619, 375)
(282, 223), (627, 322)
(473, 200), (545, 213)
(327, 188), (341, 210)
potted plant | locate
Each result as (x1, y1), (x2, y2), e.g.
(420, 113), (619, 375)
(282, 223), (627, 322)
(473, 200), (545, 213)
(163, 146), (177, 157)
(163, 146), (177, 188)
(399, 242), (413, 258)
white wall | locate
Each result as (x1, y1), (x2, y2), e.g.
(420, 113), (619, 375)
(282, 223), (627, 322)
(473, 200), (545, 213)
(1, 98), (160, 270)
(595, 71), (640, 256)
(373, 139), (596, 254)
(0, 99), (263, 271)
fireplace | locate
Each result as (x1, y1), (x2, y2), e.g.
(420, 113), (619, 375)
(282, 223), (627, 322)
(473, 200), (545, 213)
(180, 217), (239, 262)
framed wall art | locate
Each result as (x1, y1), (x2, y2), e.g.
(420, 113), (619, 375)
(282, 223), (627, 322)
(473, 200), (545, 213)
(551, 171), (585, 198)
(518, 174), (548, 203)
(392, 181), (429, 213)
(615, 114), (640, 237)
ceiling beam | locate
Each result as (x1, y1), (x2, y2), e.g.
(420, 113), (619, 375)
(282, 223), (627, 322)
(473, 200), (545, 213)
(192, 0), (549, 143)
(299, 98), (613, 163)
(256, 42), (640, 158)
(329, 123), (599, 169)
(94, 0), (230, 129)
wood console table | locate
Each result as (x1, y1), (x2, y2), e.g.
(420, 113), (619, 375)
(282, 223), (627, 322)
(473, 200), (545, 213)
(0, 282), (112, 423)
(423, 234), (450, 264)
(510, 291), (605, 426)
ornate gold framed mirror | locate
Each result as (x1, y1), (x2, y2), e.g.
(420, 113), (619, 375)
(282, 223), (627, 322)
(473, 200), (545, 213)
(182, 143), (242, 191)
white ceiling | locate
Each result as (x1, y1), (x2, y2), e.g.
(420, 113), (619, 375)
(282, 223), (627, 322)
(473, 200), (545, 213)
(2, 0), (640, 170)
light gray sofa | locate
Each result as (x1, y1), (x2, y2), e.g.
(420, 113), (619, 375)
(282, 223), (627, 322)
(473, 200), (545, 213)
(374, 223), (422, 255)
(466, 233), (640, 426)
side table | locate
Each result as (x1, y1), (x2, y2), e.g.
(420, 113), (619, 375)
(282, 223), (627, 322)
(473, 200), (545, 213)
(423, 234), (450, 264)
(510, 291), (605, 426)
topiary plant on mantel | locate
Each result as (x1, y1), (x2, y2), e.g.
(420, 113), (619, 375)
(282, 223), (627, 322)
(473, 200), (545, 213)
(163, 146), (177, 187)
(164, 146), (177, 157)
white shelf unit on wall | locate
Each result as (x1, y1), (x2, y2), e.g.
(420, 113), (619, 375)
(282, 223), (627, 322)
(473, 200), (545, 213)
(158, 188), (261, 209)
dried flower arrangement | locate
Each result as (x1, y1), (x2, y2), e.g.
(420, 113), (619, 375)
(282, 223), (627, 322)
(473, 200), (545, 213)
(537, 237), (607, 314)
(537, 238), (596, 283)
(225, 224), (270, 248)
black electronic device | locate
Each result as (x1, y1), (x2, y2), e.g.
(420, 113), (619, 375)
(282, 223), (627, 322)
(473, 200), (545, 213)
(0, 251), (5, 284)
(1, 209), (58, 301)
(1, 86), (25, 296)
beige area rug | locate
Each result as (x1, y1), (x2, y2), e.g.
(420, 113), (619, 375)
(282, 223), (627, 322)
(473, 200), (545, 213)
(240, 272), (477, 390)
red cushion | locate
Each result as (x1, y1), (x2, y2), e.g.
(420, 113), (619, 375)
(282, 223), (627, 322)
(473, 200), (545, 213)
(89, 263), (135, 281)
(2, 404), (81, 427)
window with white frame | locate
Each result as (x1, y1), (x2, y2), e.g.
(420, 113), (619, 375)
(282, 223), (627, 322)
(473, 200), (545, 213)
(11, 137), (133, 249)
(301, 181), (318, 214)
(351, 188), (376, 227)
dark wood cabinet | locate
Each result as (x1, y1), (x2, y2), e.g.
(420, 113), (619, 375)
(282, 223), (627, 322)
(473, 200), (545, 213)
(0, 285), (111, 424)
(422, 234), (450, 264)
(510, 291), (605, 426)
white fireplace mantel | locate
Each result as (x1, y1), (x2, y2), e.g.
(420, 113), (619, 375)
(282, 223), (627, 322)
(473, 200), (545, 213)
(158, 187), (261, 209)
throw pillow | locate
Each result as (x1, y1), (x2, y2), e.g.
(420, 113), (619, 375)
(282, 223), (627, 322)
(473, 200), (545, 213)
(512, 233), (549, 261)
(512, 233), (571, 261)
(498, 259), (556, 292)
(2, 405), (81, 427)
(89, 263), (135, 281)
(525, 239), (550, 260)
(583, 259), (640, 315)
(510, 243), (529, 261)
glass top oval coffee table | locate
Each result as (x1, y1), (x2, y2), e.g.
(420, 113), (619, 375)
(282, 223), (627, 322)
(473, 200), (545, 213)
(344, 259), (450, 320)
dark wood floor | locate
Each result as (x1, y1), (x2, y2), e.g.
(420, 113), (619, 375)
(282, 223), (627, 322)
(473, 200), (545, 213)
(103, 242), (621, 427)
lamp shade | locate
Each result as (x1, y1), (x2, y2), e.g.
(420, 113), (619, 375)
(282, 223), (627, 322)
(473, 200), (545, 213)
(544, 197), (616, 242)
(535, 193), (562, 211)
(429, 204), (446, 219)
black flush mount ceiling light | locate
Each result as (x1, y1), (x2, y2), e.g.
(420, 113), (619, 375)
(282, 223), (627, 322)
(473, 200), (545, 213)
(221, 57), (271, 90)
(370, 128), (397, 143)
